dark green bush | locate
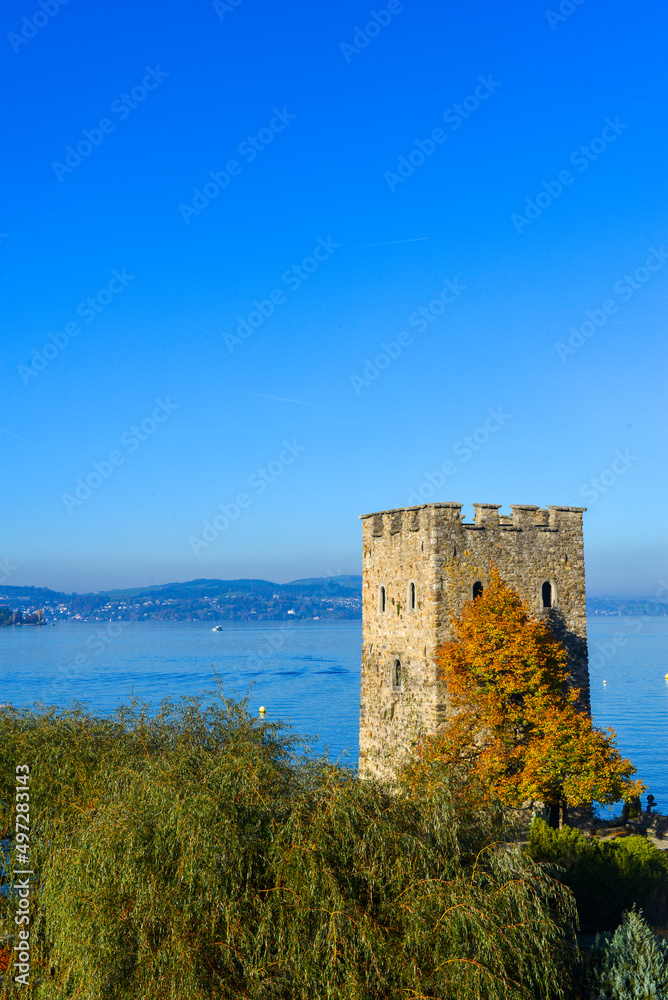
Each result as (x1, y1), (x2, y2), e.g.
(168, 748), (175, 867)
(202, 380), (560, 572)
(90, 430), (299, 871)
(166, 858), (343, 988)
(591, 906), (668, 999)
(1, 693), (580, 999)
(527, 819), (668, 932)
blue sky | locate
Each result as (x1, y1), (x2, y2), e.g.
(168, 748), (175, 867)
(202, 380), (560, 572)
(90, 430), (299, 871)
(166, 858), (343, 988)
(1, 0), (666, 595)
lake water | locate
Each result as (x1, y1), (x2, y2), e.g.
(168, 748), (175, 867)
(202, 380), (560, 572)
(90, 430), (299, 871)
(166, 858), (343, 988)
(1, 617), (667, 810)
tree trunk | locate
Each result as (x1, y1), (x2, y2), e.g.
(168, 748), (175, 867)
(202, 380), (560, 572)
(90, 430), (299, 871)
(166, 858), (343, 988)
(548, 799), (568, 829)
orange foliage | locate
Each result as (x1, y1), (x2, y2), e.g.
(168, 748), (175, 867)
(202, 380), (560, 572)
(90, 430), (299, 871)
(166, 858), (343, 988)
(429, 567), (644, 813)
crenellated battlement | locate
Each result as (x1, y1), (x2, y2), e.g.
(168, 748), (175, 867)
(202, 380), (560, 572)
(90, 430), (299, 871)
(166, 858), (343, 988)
(359, 500), (589, 775)
(360, 502), (586, 535)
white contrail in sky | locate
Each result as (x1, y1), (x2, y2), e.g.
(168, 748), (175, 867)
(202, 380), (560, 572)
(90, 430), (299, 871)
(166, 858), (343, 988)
(358, 237), (428, 247)
(0, 428), (43, 446)
(250, 393), (324, 407)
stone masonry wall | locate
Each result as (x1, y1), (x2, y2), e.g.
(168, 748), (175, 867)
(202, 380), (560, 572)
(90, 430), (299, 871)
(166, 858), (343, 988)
(359, 501), (588, 774)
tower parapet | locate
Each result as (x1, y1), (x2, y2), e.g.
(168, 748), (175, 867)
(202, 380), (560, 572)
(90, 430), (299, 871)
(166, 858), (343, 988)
(359, 501), (588, 775)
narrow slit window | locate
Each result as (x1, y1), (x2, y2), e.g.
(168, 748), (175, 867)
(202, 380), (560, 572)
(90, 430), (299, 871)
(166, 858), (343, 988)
(379, 586), (386, 612)
(410, 582), (416, 610)
(392, 658), (402, 690)
(542, 581), (552, 608)
(472, 581), (484, 600)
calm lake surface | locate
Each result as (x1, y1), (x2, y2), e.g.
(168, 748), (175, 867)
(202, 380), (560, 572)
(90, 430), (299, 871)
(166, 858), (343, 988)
(2, 617), (667, 809)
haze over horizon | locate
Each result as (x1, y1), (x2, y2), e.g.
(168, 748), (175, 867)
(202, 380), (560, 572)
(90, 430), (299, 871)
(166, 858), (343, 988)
(2, 0), (667, 598)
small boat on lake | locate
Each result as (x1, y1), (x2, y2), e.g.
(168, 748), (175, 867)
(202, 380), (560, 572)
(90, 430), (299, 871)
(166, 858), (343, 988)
(212, 625), (224, 632)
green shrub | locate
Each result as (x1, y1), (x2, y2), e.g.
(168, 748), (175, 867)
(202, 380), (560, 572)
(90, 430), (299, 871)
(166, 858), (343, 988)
(526, 818), (594, 865)
(1, 692), (580, 999)
(592, 907), (668, 999)
(527, 820), (668, 932)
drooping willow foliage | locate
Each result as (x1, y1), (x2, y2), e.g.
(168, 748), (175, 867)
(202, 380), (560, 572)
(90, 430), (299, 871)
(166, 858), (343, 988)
(0, 690), (580, 999)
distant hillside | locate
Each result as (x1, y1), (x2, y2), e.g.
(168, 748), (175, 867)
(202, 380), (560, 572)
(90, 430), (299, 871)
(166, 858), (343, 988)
(0, 577), (363, 623)
(2, 578), (666, 622)
(105, 576), (362, 601)
(586, 596), (668, 616)
(289, 576), (363, 590)
(0, 585), (76, 602)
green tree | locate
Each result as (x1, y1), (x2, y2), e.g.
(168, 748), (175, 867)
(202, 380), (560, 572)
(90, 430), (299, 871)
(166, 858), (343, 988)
(592, 907), (668, 999)
(0, 691), (581, 1000)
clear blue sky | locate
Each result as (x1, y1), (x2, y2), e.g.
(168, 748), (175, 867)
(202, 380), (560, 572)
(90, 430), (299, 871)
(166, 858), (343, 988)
(1, 0), (666, 596)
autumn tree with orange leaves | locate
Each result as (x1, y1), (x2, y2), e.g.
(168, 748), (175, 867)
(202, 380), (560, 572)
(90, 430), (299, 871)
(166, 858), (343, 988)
(427, 568), (643, 827)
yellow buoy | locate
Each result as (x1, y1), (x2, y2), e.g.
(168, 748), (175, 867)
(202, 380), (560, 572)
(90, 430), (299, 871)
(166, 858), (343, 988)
(259, 706), (266, 714)
(603, 680), (607, 685)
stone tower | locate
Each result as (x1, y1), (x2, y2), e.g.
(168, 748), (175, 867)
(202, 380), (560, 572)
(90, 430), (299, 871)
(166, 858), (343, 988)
(359, 502), (588, 773)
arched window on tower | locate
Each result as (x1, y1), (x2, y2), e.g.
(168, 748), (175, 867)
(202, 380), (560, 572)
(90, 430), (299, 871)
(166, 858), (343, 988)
(472, 581), (484, 600)
(408, 581), (416, 610)
(542, 581), (553, 608)
(392, 657), (402, 691)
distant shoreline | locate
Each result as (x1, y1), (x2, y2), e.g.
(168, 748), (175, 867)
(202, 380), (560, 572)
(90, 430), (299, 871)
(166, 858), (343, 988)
(0, 577), (666, 624)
